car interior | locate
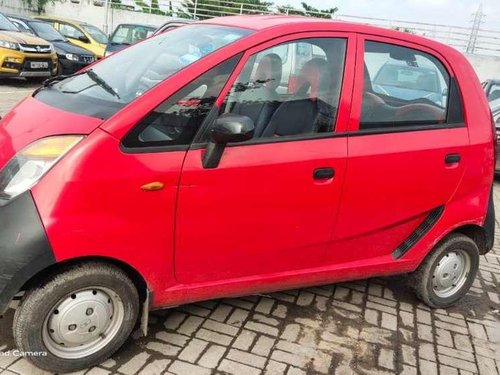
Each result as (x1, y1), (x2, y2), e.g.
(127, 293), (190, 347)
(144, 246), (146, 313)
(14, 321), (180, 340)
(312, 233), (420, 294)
(360, 42), (448, 129)
(221, 38), (346, 140)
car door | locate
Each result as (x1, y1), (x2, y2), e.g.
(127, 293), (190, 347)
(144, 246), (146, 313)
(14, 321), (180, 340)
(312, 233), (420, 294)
(329, 35), (469, 265)
(174, 33), (356, 284)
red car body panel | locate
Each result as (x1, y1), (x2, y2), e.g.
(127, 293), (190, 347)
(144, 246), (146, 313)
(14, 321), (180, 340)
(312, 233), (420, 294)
(0, 16), (494, 310)
(0, 97), (103, 167)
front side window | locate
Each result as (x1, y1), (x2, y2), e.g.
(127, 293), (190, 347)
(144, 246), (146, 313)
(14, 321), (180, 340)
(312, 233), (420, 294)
(361, 41), (450, 130)
(59, 23), (85, 40)
(220, 37), (346, 139)
(122, 55), (241, 149)
(35, 25), (251, 119)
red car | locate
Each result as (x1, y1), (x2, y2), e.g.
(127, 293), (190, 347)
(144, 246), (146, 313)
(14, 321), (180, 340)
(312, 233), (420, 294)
(0, 15), (495, 373)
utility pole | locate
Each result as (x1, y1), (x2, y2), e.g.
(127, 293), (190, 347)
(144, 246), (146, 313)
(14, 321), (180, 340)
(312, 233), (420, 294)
(466, 3), (485, 54)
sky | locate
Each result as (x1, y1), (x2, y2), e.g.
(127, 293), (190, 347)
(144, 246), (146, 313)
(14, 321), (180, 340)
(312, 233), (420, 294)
(273, 0), (500, 30)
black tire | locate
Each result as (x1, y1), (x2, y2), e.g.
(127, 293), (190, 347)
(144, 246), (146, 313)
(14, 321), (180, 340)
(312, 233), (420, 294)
(409, 234), (479, 308)
(13, 262), (139, 374)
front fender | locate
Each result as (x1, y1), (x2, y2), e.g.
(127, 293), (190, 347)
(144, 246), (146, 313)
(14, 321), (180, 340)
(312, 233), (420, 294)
(0, 192), (55, 315)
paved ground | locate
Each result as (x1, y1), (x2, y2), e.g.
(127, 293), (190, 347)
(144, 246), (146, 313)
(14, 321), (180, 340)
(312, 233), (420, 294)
(0, 79), (38, 117)
(0, 82), (499, 374)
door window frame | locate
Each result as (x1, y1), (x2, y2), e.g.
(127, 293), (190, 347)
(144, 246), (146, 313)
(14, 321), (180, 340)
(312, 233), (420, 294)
(348, 34), (465, 134)
(191, 31), (357, 148)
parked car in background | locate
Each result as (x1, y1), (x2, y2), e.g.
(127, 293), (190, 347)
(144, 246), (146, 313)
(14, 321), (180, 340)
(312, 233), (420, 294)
(0, 16), (495, 373)
(371, 60), (447, 106)
(490, 97), (500, 172)
(104, 23), (157, 57)
(152, 18), (192, 36)
(0, 12), (57, 80)
(8, 16), (96, 75)
(34, 16), (108, 58)
(483, 79), (500, 102)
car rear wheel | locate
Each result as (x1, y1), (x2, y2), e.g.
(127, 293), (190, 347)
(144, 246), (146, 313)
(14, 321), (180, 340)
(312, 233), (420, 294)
(13, 262), (139, 373)
(410, 234), (479, 308)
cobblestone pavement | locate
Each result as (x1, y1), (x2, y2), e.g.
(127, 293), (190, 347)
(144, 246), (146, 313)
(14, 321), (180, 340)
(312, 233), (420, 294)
(0, 87), (499, 374)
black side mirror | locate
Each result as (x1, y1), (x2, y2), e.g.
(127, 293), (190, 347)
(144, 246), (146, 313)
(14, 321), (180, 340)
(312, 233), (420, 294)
(78, 35), (90, 43)
(203, 114), (255, 169)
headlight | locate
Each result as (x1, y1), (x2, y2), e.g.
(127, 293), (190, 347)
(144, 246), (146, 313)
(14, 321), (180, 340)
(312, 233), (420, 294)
(0, 40), (19, 50)
(0, 136), (83, 201)
(65, 53), (79, 61)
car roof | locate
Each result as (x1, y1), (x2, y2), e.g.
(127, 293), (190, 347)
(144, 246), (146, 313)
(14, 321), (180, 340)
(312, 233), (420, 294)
(35, 15), (90, 26)
(200, 15), (456, 53)
(7, 15), (45, 24)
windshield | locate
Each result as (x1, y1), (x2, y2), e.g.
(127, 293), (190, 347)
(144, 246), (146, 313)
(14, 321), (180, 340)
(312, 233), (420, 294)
(81, 24), (108, 44)
(0, 13), (18, 32)
(110, 24), (156, 45)
(36, 25), (250, 119)
(30, 21), (65, 41)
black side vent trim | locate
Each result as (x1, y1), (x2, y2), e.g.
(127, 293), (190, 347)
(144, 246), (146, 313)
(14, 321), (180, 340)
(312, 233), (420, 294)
(392, 206), (445, 259)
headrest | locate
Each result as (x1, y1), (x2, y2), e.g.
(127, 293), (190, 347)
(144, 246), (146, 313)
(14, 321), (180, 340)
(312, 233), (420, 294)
(254, 53), (283, 91)
(294, 58), (328, 99)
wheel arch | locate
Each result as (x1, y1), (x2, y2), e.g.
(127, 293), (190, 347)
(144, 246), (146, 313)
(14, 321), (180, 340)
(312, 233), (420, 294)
(20, 256), (149, 302)
(450, 224), (490, 255)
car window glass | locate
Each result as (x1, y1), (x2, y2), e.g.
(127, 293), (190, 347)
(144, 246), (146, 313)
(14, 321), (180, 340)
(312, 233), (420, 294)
(122, 55), (240, 149)
(488, 84), (500, 102)
(361, 41), (450, 130)
(81, 24), (108, 44)
(10, 20), (30, 33)
(59, 23), (85, 39)
(30, 21), (65, 41)
(0, 13), (18, 31)
(111, 25), (155, 44)
(220, 38), (346, 139)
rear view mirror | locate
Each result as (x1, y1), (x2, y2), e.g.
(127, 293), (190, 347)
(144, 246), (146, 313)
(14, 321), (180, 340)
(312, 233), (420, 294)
(203, 114), (255, 169)
(78, 35), (90, 43)
(390, 49), (416, 62)
(211, 114), (255, 144)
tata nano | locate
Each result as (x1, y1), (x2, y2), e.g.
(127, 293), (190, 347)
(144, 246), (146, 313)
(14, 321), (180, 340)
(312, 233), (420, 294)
(0, 15), (495, 373)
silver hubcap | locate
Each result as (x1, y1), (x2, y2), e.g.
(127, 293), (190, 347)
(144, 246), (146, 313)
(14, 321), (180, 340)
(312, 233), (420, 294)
(432, 250), (471, 298)
(42, 288), (124, 359)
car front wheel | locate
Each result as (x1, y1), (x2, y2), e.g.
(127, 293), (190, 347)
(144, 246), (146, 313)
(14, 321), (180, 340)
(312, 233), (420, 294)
(410, 233), (479, 308)
(13, 262), (139, 373)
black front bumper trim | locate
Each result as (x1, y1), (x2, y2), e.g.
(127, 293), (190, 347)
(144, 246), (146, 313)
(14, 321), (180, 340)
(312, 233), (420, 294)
(0, 192), (55, 315)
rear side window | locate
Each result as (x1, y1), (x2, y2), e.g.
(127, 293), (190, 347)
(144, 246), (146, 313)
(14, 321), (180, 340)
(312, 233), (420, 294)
(361, 41), (451, 130)
(122, 55), (240, 150)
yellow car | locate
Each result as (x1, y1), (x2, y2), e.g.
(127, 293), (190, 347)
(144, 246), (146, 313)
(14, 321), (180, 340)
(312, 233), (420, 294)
(0, 12), (57, 79)
(34, 16), (108, 58)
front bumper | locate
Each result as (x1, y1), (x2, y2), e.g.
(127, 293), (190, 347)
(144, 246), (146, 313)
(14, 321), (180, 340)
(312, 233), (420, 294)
(0, 49), (58, 78)
(59, 58), (91, 75)
(0, 192), (55, 315)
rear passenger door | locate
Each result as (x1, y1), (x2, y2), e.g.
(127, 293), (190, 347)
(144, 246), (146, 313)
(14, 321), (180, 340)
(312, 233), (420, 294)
(330, 36), (468, 265)
(175, 33), (355, 283)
